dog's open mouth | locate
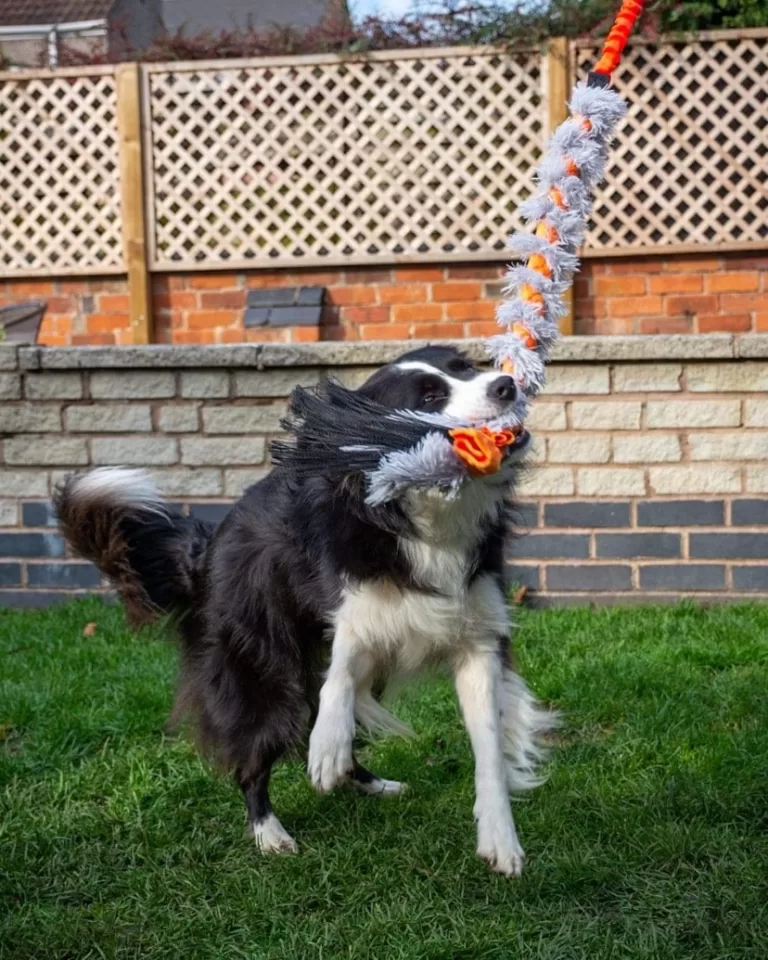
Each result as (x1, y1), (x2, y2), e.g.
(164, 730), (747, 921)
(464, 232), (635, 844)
(504, 427), (531, 456)
(510, 426), (529, 448)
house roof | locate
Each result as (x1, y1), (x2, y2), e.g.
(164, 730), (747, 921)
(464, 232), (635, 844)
(0, 0), (113, 26)
(162, 0), (333, 33)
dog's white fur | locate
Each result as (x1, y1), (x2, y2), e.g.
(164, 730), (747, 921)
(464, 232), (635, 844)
(252, 812), (299, 854)
(71, 466), (161, 508)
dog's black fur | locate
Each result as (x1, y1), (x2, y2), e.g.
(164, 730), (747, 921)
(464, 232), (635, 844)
(56, 345), (536, 863)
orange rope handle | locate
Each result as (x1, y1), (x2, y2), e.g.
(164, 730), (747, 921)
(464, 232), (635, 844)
(449, 426), (521, 476)
(593, 0), (645, 76)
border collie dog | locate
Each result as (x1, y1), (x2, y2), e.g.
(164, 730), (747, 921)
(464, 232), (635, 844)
(56, 345), (554, 877)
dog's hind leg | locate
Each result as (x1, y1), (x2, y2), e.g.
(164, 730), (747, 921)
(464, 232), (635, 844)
(238, 759), (298, 855)
(349, 758), (405, 797)
(349, 684), (411, 795)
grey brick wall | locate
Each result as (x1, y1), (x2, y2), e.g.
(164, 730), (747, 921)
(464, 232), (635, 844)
(3, 335), (768, 608)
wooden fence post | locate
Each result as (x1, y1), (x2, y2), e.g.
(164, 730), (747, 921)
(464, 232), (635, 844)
(547, 37), (575, 336)
(116, 63), (152, 345)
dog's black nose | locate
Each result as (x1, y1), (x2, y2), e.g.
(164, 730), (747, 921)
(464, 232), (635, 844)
(487, 375), (517, 405)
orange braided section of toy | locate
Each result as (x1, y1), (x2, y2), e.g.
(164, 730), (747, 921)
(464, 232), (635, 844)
(594, 0), (645, 76)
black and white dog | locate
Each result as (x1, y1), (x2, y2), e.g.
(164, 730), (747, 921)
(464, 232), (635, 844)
(55, 345), (553, 877)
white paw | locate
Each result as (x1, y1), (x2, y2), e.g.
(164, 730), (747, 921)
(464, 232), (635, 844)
(252, 813), (298, 854)
(308, 719), (354, 793)
(476, 818), (525, 877)
(354, 777), (407, 797)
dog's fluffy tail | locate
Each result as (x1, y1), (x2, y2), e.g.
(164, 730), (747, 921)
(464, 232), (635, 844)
(355, 690), (414, 739)
(54, 467), (213, 625)
(501, 669), (559, 793)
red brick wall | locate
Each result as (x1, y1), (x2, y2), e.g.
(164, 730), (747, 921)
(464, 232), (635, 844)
(0, 279), (133, 347)
(575, 253), (768, 336)
(2, 251), (766, 347)
(152, 266), (503, 345)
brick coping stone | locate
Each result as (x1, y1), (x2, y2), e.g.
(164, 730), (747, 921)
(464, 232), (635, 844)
(4, 334), (768, 372)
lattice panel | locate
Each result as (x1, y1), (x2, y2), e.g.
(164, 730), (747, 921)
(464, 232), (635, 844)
(145, 51), (544, 269)
(0, 70), (124, 276)
(574, 35), (768, 252)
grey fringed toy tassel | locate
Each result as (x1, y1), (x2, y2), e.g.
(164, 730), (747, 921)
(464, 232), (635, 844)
(489, 82), (627, 411)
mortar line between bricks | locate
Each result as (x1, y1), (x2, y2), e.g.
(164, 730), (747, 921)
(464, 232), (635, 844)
(699, 528), (768, 535)
(527, 560), (665, 566)
(606, 512), (727, 534)
(535, 591), (762, 604)
(631, 559), (728, 565)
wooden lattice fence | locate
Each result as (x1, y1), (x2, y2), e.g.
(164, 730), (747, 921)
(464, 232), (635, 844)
(573, 29), (768, 257)
(142, 48), (545, 270)
(0, 65), (125, 277)
(0, 30), (766, 290)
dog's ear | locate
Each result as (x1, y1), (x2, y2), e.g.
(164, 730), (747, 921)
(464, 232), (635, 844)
(355, 366), (395, 406)
(355, 365), (429, 413)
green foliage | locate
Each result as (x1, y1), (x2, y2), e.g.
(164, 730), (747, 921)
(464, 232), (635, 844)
(659, 0), (768, 30)
(2, 599), (768, 958)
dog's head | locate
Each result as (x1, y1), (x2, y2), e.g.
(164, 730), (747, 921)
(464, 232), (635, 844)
(356, 345), (520, 423)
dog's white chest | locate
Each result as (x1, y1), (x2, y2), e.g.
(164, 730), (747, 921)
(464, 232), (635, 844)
(334, 486), (509, 673)
(335, 542), (507, 673)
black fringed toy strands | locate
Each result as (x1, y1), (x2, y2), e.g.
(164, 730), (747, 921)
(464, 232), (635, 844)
(271, 380), (448, 481)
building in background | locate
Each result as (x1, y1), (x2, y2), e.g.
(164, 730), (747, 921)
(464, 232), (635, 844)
(161, 0), (345, 33)
(0, 0), (349, 67)
(0, 0), (163, 67)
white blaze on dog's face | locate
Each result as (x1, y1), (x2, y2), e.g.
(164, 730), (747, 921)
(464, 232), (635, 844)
(357, 345), (518, 423)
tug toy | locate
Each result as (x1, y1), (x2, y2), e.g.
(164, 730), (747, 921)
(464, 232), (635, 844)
(274, 1), (645, 504)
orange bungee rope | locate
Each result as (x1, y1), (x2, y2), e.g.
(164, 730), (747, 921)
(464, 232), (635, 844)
(593, 0), (646, 76)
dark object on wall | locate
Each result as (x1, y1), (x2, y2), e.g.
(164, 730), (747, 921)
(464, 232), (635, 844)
(0, 301), (46, 343)
(244, 286), (325, 328)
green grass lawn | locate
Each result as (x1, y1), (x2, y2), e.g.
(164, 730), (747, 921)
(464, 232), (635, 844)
(1, 599), (767, 960)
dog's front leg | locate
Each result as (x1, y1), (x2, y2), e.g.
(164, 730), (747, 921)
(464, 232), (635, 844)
(308, 623), (372, 793)
(454, 648), (525, 877)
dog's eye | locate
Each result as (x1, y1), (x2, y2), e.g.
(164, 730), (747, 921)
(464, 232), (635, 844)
(422, 393), (444, 405)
